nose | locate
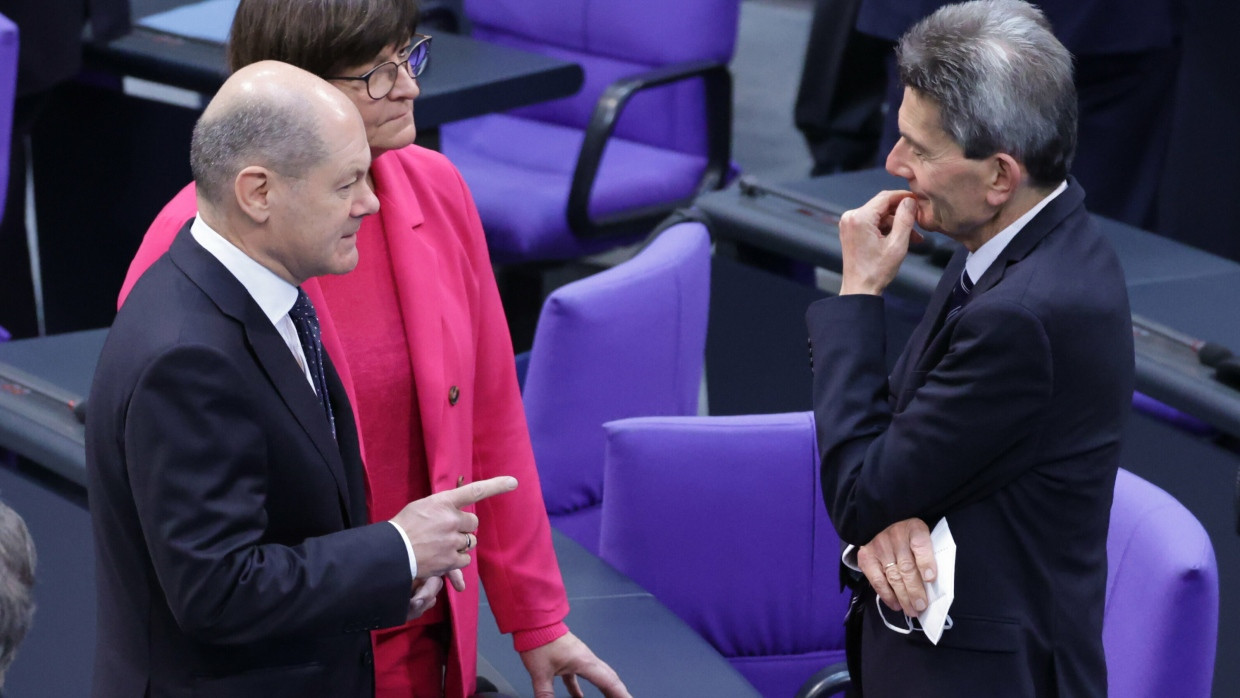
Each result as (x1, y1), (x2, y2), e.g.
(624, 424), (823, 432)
(886, 139), (911, 179)
(354, 176), (381, 217)
(391, 66), (420, 101)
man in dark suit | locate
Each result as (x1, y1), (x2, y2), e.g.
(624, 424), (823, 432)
(807, 2), (1134, 696)
(86, 61), (517, 697)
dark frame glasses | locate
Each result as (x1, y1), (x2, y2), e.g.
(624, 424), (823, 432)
(327, 34), (432, 100)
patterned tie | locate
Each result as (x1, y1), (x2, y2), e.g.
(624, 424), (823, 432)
(288, 288), (336, 439)
(945, 269), (974, 322)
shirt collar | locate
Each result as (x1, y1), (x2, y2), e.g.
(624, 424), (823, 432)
(190, 215), (299, 325)
(964, 179), (1068, 283)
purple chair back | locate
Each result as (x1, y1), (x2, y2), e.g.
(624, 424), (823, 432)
(0, 12), (18, 227)
(523, 221), (711, 552)
(1105, 468), (1218, 697)
(466, 0), (739, 154)
(598, 412), (850, 698)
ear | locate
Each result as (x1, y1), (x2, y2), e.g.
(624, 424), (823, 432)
(986, 153), (1024, 207)
(234, 166), (273, 224)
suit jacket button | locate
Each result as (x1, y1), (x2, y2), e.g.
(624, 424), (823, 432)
(362, 649), (373, 666)
(448, 385), (460, 405)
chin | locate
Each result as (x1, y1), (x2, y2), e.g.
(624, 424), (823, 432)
(374, 119), (417, 152)
(331, 257), (360, 275)
(329, 246), (360, 275)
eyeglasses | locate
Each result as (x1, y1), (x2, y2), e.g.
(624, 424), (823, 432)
(327, 34), (432, 100)
(874, 594), (953, 636)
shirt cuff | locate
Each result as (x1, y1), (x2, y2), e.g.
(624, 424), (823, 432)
(512, 622), (569, 653)
(387, 521), (418, 579)
(841, 544), (860, 572)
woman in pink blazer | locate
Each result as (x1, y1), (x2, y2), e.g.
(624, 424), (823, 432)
(117, 1), (628, 697)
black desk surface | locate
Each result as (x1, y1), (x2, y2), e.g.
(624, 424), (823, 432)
(0, 329), (758, 697)
(697, 169), (1240, 438)
(87, 2), (584, 128)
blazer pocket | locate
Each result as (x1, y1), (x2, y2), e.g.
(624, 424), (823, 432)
(908, 613), (1024, 653)
(193, 660), (325, 697)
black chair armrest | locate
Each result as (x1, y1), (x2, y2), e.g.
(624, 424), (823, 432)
(795, 661), (852, 698)
(567, 60), (733, 239)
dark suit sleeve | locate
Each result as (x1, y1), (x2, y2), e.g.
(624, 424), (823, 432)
(808, 294), (1053, 545)
(124, 343), (412, 644)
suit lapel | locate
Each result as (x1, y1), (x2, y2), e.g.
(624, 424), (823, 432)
(323, 353), (369, 527)
(167, 224), (354, 516)
(372, 157), (446, 469)
(894, 248), (967, 391)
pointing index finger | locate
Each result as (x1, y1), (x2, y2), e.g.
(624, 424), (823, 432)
(444, 476), (518, 508)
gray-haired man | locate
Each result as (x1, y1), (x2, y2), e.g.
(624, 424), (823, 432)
(808, 2), (1134, 695)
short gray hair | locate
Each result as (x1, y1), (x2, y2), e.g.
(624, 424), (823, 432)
(190, 93), (327, 205)
(0, 502), (35, 688)
(897, 0), (1076, 187)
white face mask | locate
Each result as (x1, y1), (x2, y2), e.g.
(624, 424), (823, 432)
(874, 594), (954, 635)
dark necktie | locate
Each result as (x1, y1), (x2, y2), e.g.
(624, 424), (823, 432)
(288, 288), (336, 439)
(945, 269), (974, 322)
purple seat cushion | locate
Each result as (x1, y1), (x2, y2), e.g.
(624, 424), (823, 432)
(1105, 468), (1218, 697)
(523, 222), (711, 552)
(599, 412), (850, 696)
(443, 114), (706, 263)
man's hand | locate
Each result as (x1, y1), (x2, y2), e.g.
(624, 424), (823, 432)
(406, 576), (443, 621)
(838, 190), (923, 296)
(857, 518), (937, 614)
(389, 476), (518, 583)
(519, 632), (631, 698)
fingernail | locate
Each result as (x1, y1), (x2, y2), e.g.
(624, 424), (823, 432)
(923, 569), (935, 581)
(914, 599), (926, 612)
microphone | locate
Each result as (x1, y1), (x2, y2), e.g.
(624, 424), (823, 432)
(1197, 342), (1233, 368)
(1132, 317), (1240, 389)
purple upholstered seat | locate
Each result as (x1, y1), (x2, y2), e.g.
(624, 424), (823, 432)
(598, 412), (850, 698)
(440, 0), (739, 264)
(523, 221), (711, 553)
(0, 11), (17, 228)
(1104, 468), (1218, 697)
